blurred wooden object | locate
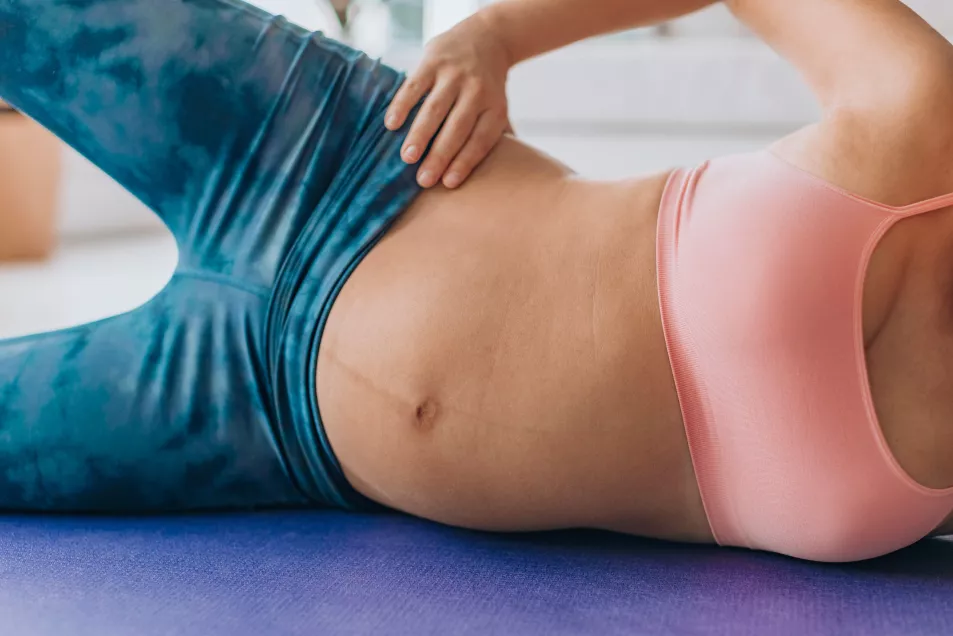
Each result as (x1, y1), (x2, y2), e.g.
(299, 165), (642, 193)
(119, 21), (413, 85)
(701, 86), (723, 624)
(0, 103), (61, 261)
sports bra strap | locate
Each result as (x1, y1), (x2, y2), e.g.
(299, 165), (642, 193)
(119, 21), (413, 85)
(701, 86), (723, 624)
(897, 190), (953, 216)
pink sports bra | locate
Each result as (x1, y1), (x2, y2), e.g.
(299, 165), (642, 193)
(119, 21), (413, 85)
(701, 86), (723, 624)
(656, 150), (953, 562)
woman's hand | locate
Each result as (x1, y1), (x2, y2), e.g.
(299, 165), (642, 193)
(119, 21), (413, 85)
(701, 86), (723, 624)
(384, 14), (513, 190)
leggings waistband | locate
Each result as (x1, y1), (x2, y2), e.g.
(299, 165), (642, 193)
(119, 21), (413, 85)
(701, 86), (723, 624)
(265, 84), (423, 511)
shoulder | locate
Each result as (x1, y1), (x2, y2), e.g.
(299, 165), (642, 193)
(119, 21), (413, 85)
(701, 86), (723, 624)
(772, 53), (953, 208)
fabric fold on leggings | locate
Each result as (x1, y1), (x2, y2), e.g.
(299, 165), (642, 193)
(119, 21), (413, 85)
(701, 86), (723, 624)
(0, 0), (421, 511)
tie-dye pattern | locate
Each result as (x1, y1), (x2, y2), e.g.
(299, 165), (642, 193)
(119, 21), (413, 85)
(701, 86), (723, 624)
(0, 0), (421, 511)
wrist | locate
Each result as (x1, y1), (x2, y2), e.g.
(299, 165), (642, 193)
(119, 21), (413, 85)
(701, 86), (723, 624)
(471, 3), (520, 68)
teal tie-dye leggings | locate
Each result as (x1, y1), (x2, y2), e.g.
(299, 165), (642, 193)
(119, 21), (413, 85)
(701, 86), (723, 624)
(0, 0), (422, 512)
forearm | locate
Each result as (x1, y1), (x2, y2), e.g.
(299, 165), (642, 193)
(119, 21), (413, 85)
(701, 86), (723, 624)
(479, 0), (718, 65)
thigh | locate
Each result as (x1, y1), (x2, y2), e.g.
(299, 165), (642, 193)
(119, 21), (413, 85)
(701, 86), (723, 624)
(0, 274), (304, 511)
(0, 0), (407, 285)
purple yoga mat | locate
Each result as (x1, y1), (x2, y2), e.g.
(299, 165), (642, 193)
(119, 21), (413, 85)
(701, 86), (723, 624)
(0, 511), (950, 635)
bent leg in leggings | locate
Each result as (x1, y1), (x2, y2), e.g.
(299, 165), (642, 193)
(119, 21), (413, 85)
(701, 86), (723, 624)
(0, 0), (421, 511)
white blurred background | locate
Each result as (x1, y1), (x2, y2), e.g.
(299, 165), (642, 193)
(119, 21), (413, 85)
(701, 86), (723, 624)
(2, 0), (952, 338)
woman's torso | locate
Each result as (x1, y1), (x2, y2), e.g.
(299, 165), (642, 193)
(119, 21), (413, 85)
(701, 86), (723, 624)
(316, 134), (953, 543)
(317, 137), (710, 541)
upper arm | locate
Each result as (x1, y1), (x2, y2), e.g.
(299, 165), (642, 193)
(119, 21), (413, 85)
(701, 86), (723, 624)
(727, 0), (953, 205)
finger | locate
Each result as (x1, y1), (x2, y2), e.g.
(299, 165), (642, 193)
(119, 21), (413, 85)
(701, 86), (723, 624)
(400, 77), (460, 166)
(385, 66), (435, 132)
(415, 96), (481, 189)
(441, 112), (507, 189)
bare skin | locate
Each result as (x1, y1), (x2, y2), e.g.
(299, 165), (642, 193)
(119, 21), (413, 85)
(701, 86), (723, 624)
(318, 139), (709, 541)
(318, 0), (953, 549)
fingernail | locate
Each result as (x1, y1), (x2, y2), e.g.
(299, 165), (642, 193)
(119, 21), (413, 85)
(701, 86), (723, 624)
(418, 170), (434, 187)
(385, 113), (398, 129)
(403, 145), (419, 162)
(444, 173), (461, 189)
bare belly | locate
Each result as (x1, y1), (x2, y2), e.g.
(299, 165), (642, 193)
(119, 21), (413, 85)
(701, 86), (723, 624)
(316, 137), (712, 543)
